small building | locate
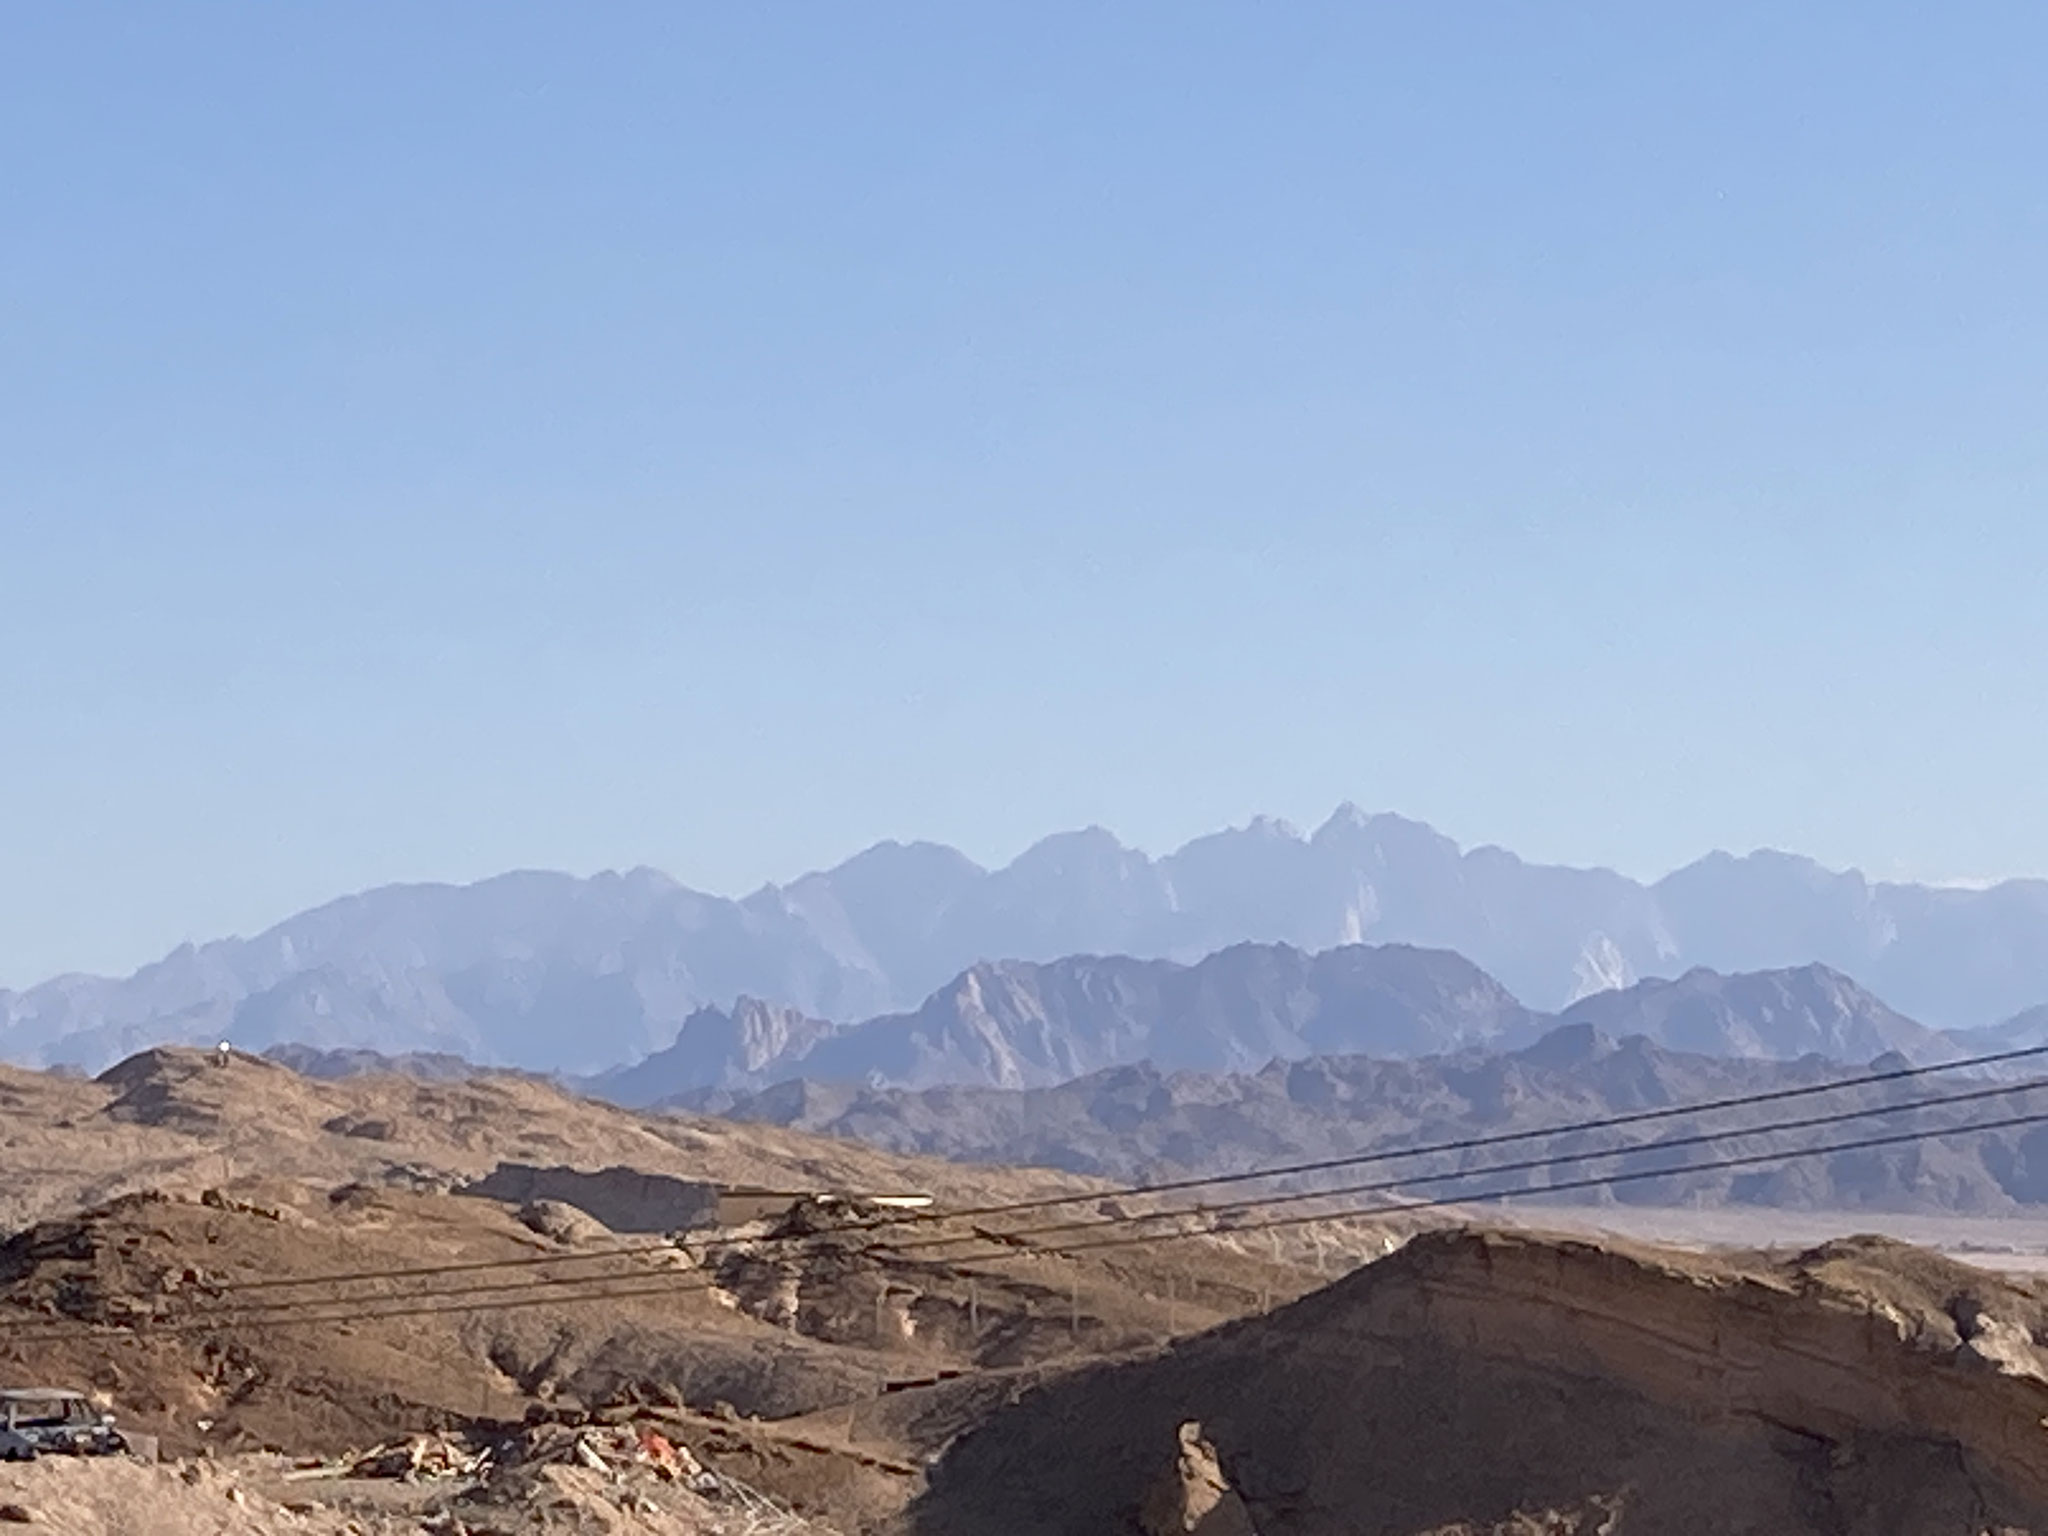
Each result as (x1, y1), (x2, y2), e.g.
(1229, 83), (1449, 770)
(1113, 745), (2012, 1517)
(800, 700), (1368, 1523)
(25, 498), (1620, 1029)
(712, 1189), (935, 1226)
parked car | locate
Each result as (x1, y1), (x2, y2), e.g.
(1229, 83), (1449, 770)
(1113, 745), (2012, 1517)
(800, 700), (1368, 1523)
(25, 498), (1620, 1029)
(0, 1389), (127, 1460)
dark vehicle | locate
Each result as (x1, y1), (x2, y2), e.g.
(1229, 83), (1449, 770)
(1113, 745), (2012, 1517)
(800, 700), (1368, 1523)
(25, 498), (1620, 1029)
(0, 1389), (126, 1460)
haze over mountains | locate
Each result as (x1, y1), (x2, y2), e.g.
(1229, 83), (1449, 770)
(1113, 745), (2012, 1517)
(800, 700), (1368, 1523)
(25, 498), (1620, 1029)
(593, 949), (1955, 1104)
(4, 806), (2047, 1076)
(593, 942), (1539, 1101)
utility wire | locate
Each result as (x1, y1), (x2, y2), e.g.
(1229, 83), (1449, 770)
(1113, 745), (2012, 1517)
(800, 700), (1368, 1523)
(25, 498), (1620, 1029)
(197, 1070), (2048, 1315)
(881, 1038), (2048, 1224)
(56, 1064), (2048, 1327)
(13, 1091), (2048, 1344)
(1026, 1102), (2048, 1262)
(215, 1039), (2048, 1295)
(876, 1071), (2048, 1256)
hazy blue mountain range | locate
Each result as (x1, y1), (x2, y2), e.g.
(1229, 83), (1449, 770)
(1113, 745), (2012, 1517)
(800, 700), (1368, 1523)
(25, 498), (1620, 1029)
(4, 806), (2047, 1074)
(258, 949), (1976, 1104)
(590, 952), (1955, 1105)
(1551, 965), (1946, 1064)
(1948, 1004), (2048, 1055)
(590, 942), (1540, 1101)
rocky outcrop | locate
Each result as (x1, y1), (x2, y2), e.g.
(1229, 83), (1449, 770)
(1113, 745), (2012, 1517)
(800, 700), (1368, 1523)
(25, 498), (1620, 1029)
(589, 998), (841, 1104)
(1138, 1422), (1259, 1536)
(1364, 1232), (2048, 1509)
(913, 1229), (2048, 1535)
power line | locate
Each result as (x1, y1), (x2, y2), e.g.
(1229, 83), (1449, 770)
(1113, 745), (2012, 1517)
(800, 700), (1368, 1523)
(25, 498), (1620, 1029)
(2, 1272), (732, 1345)
(12, 1092), (2048, 1344)
(893, 1038), (2048, 1225)
(1024, 1102), (2048, 1262)
(877, 1070), (2048, 1256)
(215, 1079), (2048, 1309)
(214, 1038), (2048, 1296)
(214, 1063), (2017, 1314)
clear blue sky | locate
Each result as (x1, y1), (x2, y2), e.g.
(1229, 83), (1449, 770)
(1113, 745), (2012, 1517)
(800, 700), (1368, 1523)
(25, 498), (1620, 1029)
(3, 4), (2045, 987)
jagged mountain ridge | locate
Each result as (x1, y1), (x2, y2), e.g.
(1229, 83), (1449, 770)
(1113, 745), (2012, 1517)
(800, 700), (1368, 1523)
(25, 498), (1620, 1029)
(595, 948), (1956, 1103)
(592, 997), (842, 1106)
(5, 806), (2047, 1072)
(590, 941), (1543, 1100)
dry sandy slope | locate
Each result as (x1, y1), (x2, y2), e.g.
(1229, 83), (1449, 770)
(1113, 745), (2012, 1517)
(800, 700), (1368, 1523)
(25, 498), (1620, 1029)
(0, 1455), (407, 1536)
(0, 1447), (845, 1536)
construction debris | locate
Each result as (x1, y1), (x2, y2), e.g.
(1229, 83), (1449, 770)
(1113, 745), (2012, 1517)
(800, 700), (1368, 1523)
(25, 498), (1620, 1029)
(283, 1432), (485, 1483)
(250, 1416), (840, 1534)
(280, 1419), (720, 1494)
(507, 1420), (718, 1494)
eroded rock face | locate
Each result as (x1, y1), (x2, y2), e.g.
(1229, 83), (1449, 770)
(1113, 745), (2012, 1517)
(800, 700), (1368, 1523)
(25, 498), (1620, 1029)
(1365, 1231), (2048, 1510)
(517, 1199), (613, 1246)
(1138, 1422), (1258, 1536)
(913, 1230), (2048, 1536)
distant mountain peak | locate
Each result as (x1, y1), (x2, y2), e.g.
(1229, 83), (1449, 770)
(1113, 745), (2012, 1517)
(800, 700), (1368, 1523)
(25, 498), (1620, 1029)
(1559, 960), (1946, 1066)
(1320, 801), (1371, 833)
(821, 838), (988, 879)
(1243, 814), (1302, 840)
(1310, 804), (1433, 845)
(1015, 824), (1130, 857)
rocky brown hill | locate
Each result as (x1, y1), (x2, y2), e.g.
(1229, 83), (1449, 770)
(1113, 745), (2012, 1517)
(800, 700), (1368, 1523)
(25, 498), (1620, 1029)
(912, 1227), (2048, 1535)
(0, 1047), (1359, 1532)
(0, 1044), (1105, 1243)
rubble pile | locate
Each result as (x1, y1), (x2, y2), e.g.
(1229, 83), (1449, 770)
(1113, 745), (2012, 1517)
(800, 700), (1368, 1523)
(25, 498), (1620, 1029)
(461, 1419), (820, 1536)
(501, 1420), (720, 1493)
(284, 1432), (488, 1484)
(278, 1416), (824, 1535)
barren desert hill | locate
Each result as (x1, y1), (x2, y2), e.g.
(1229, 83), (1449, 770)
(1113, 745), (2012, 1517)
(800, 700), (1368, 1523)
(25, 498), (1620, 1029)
(0, 1044), (1108, 1238)
(0, 1047), (1357, 1531)
(913, 1226), (2048, 1536)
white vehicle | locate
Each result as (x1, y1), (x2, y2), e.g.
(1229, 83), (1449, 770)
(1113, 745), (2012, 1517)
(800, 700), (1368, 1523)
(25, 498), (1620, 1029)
(0, 1389), (126, 1460)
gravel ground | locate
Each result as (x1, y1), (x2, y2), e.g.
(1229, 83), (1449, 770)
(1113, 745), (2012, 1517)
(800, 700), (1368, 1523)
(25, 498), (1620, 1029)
(0, 1453), (835, 1535)
(0, 1455), (414, 1535)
